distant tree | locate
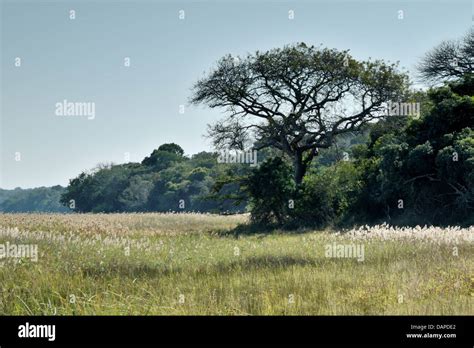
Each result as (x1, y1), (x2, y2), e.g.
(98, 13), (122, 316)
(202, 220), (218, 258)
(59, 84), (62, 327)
(418, 29), (473, 83)
(1, 186), (68, 213)
(156, 143), (185, 156)
(142, 143), (186, 169)
(60, 172), (94, 212)
(191, 43), (408, 186)
(61, 165), (130, 212)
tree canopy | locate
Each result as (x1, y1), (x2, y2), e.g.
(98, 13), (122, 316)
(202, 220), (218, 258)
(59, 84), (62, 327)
(191, 43), (409, 185)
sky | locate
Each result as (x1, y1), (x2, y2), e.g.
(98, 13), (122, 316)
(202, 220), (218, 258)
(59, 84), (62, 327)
(0, 0), (472, 189)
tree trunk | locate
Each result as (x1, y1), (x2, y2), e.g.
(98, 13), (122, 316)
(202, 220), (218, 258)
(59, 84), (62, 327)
(294, 152), (306, 187)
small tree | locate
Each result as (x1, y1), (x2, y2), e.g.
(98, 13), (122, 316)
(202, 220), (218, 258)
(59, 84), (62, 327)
(245, 157), (295, 225)
(191, 43), (408, 186)
(418, 29), (473, 83)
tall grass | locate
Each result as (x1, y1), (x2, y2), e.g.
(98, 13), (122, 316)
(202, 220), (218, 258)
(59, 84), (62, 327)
(0, 213), (472, 315)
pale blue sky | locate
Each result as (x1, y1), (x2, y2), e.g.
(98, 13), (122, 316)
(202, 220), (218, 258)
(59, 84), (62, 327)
(1, 0), (472, 188)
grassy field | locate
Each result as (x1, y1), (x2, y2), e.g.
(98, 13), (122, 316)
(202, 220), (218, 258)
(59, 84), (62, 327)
(0, 213), (472, 315)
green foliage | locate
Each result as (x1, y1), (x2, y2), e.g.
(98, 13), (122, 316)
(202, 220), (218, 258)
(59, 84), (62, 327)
(293, 162), (363, 227)
(61, 145), (248, 214)
(353, 74), (474, 225)
(118, 175), (154, 212)
(406, 141), (434, 176)
(141, 144), (186, 170)
(60, 165), (131, 213)
(156, 143), (185, 156)
(245, 157), (295, 225)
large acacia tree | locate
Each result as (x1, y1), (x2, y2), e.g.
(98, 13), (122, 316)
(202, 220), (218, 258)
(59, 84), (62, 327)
(191, 43), (408, 186)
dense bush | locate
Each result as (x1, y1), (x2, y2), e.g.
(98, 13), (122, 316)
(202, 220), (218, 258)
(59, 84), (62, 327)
(245, 157), (295, 225)
(351, 75), (474, 226)
(293, 162), (363, 227)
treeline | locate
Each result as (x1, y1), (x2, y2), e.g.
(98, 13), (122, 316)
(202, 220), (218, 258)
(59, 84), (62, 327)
(0, 186), (69, 213)
(58, 134), (368, 216)
(59, 144), (250, 213)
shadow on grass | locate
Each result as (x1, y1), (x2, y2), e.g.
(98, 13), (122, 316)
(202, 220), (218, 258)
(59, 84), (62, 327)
(209, 255), (321, 273)
(212, 222), (315, 238)
(81, 262), (180, 279)
(81, 254), (367, 280)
